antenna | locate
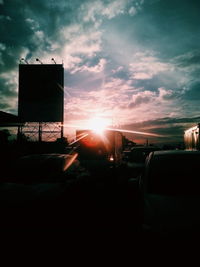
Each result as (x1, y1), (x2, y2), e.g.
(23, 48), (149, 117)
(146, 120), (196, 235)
(51, 58), (56, 64)
(20, 58), (29, 64)
(36, 58), (43, 64)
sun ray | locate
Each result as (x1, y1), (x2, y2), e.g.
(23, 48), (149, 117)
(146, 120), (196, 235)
(86, 117), (110, 135)
(105, 127), (164, 137)
(63, 123), (165, 137)
(68, 132), (89, 146)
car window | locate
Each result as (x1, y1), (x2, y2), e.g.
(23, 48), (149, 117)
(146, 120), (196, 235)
(130, 150), (147, 163)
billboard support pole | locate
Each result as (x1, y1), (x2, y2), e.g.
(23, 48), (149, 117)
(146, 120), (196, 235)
(61, 124), (64, 139)
(17, 125), (22, 142)
(39, 122), (42, 142)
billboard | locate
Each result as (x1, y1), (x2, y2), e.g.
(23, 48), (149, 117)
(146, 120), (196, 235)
(184, 124), (200, 150)
(18, 64), (64, 122)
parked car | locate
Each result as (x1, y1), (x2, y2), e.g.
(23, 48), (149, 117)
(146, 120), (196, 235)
(123, 146), (160, 163)
(122, 146), (160, 178)
(5, 153), (79, 183)
(139, 150), (200, 237)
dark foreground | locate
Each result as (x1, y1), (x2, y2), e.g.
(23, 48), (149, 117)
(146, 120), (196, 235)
(0, 151), (141, 234)
(1, 147), (200, 241)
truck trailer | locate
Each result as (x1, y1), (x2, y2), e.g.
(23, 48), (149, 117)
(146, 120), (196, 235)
(76, 129), (123, 164)
(184, 124), (200, 150)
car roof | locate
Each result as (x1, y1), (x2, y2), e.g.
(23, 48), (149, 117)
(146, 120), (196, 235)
(150, 150), (200, 158)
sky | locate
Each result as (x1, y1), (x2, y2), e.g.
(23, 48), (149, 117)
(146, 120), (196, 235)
(0, 0), (200, 143)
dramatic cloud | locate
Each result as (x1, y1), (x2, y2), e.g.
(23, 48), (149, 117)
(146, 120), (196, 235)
(0, 0), (200, 142)
(128, 91), (155, 108)
(129, 52), (173, 80)
(122, 116), (200, 145)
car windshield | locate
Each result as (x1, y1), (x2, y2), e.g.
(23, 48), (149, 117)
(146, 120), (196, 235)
(147, 154), (200, 195)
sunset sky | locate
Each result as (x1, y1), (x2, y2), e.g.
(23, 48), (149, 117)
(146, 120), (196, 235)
(0, 0), (200, 143)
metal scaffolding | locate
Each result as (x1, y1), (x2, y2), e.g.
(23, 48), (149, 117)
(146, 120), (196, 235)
(18, 122), (63, 142)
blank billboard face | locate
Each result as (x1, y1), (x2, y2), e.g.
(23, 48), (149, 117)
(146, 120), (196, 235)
(18, 64), (64, 122)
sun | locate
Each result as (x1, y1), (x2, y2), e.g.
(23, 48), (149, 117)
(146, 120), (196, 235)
(87, 117), (109, 135)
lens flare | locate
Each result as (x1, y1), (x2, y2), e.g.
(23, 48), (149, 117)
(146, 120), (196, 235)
(87, 117), (109, 135)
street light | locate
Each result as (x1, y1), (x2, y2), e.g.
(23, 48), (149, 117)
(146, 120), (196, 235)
(36, 58), (43, 64)
(51, 58), (56, 64)
(20, 58), (29, 64)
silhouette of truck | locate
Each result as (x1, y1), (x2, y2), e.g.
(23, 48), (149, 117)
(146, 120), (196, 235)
(184, 124), (200, 150)
(76, 129), (123, 164)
